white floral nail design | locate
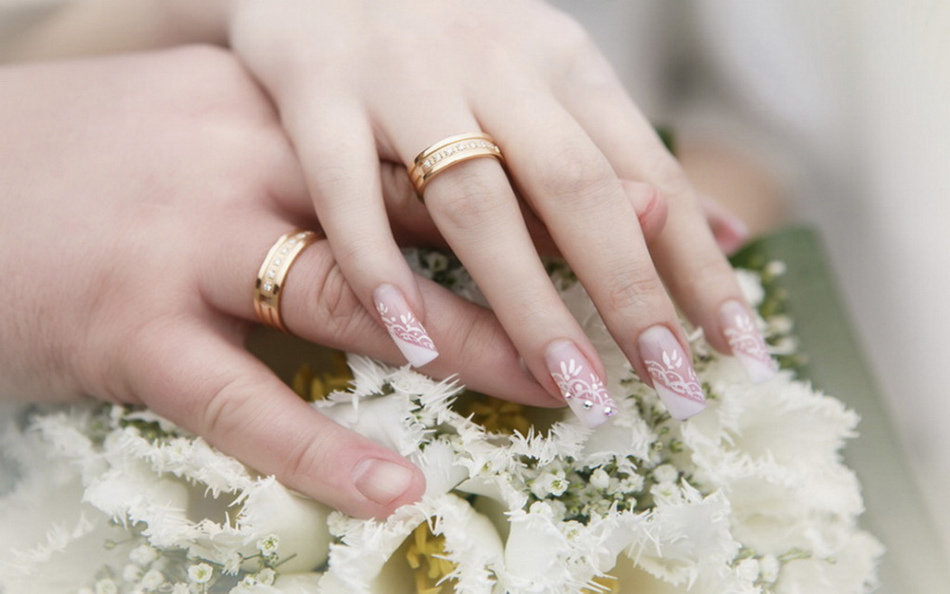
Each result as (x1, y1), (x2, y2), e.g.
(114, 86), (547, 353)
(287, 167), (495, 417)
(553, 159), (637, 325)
(638, 326), (706, 421)
(720, 300), (777, 383)
(374, 285), (439, 367)
(546, 342), (618, 428)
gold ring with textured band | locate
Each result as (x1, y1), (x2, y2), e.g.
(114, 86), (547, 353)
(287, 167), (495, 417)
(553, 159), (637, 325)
(408, 132), (504, 197)
(254, 230), (323, 333)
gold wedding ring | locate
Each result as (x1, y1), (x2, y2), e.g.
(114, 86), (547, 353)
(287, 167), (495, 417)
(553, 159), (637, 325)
(254, 230), (323, 333)
(408, 132), (504, 197)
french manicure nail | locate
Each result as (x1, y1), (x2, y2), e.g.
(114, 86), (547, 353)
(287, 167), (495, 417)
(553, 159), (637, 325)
(638, 326), (706, 420)
(720, 300), (777, 383)
(374, 284), (439, 367)
(545, 340), (618, 429)
(353, 458), (415, 506)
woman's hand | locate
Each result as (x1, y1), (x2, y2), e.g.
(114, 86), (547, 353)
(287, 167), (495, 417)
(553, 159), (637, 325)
(0, 47), (577, 518)
(224, 0), (776, 424)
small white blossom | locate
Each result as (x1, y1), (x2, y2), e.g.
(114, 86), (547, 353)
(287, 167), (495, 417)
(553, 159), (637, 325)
(652, 464), (678, 484)
(221, 551), (243, 575)
(765, 260), (787, 277)
(760, 554), (780, 583)
(140, 569), (164, 590)
(589, 468), (610, 490)
(736, 558), (760, 582)
(170, 584), (190, 594)
(530, 470), (568, 498)
(649, 482), (681, 505)
(129, 544), (159, 567)
(257, 534), (280, 557)
(187, 563), (214, 584)
(617, 473), (645, 493)
(123, 563), (143, 583)
(255, 568), (276, 586)
(769, 314), (794, 334)
(95, 579), (119, 594)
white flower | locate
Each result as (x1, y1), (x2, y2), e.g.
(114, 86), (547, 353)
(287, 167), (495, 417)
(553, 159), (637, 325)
(140, 568), (165, 590)
(256, 534), (279, 558)
(759, 554), (780, 583)
(530, 468), (569, 499)
(129, 544), (159, 566)
(188, 562), (214, 584)
(735, 558), (760, 582)
(255, 567), (276, 586)
(95, 579), (119, 594)
(222, 551), (243, 575)
(653, 464), (678, 484)
(123, 563), (144, 582)
(589, 468), (610, 490)
(765, 260), (787, 277)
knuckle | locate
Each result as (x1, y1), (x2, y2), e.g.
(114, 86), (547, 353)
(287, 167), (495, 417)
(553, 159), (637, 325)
(311, 259), (359, 325)
(604, 267), (666, 313)
(303, 254), (378, 341)
(279, 435), (333, 488)
(537, 147), (617, 207)
(201, 373), (255, 441)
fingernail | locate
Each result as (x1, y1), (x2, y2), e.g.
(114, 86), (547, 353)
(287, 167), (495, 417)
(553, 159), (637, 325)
(353, 458), (416, 506)
(638, 326), (706, 420)
(374, 284), (439, 367)
(720, 300), (777, 383)
(545, 340), (618, 428)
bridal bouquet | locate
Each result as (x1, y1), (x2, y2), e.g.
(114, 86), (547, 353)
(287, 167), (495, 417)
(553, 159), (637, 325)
(0, 251), (883, 593)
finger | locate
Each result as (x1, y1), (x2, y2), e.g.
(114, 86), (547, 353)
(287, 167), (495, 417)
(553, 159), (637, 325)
(197, 216), (556, 406)
(279, 94), (440, 368)
(124, 320), (424, 519)
(555, 56), (776, 382)
(470, 77), (706, 420)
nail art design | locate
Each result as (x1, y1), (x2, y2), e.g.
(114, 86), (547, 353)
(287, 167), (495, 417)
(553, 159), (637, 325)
(639, 326), (706, 420)
(546, 341), (618, 428)
(374, 285), (439, 367)
(720, 300), (777, 383)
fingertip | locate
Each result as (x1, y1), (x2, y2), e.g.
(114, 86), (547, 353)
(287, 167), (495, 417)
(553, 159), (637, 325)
(621, 179), (668, 242)
(700, 195), (750, 255)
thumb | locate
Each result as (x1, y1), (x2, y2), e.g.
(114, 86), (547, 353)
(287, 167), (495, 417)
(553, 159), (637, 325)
(127, 321), (425, 519)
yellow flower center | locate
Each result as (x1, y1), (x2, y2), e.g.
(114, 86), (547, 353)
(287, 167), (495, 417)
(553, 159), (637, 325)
(402, 523), (458, 594)
(456, 393), (532, 435)
(292, 351), (353, 401)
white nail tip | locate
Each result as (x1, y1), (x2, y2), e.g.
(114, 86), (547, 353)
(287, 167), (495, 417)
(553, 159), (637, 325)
(392, 337), (439, 368)
(735, 352), (777, 384)
(655, 384), (707, 421)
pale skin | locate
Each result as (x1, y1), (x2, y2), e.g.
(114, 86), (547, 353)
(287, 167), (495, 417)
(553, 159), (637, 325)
(0, 1), (777, 518)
